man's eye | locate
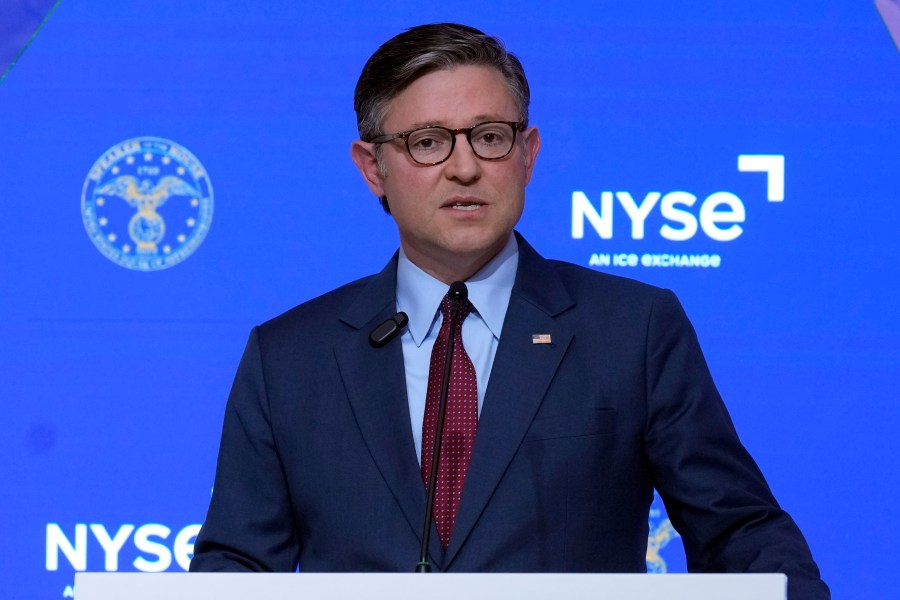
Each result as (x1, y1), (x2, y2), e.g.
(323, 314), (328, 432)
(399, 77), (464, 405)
(473, 128), (509, 146)
(409, 132), (447, 153)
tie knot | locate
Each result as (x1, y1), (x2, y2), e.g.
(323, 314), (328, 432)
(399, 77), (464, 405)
(439, 294), (472, 323)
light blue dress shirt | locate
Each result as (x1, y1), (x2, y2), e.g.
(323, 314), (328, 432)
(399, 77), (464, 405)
(396, 234), (519, 464)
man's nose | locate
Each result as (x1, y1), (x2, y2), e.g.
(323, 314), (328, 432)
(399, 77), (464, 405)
(442, 133), (482, 182)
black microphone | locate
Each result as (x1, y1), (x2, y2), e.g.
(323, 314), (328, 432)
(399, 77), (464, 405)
(447, 281), (467, 300)
(369, 312), (409, 348)
(416, 281), (467, 573)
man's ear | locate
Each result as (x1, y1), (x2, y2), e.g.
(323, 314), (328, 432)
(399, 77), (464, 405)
(350, 140), (386, 197)
(522, 126), (541, 185)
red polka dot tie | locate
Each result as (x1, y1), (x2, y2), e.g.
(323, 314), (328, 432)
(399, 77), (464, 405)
(421, 295), (478, 550)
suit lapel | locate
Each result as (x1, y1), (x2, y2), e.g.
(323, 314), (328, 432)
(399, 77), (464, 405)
(333, 256), (445, 570)
(445, 237), (575, 567)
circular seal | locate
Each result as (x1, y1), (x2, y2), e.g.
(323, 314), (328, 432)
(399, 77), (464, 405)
(81, 137), (214, 271)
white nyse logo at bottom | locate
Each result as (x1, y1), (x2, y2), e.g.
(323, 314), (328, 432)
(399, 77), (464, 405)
(46, 522), (201, 573)
(571, 154), (785, 268)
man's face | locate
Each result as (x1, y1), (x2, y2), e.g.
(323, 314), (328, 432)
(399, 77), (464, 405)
(351, 65), (540, 283)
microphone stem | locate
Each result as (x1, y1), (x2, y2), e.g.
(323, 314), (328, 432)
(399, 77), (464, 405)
(416, 294), (463, 572)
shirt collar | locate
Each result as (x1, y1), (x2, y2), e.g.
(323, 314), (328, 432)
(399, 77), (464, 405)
(397, 233), (519, 347)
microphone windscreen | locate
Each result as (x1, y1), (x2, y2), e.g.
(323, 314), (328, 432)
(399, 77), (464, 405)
(448, 281), (468, 302)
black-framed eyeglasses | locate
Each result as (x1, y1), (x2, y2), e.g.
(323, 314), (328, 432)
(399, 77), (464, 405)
(368, 121), (524, 166)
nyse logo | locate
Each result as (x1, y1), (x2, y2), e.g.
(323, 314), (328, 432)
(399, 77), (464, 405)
(46, 522), (201, 573)
(573, 190), (747, 242)
(571, 154), (784, 244)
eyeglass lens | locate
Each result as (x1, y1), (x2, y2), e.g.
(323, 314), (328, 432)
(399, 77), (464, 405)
(407, 122), (516, 164)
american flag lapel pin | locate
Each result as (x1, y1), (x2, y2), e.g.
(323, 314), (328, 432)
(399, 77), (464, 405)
(532, 333), (552, 345)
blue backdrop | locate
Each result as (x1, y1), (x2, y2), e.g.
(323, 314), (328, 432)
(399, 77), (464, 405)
(1, 1), (898, 598)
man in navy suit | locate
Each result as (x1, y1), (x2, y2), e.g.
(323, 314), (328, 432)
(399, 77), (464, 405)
(191, 23), (829, 599)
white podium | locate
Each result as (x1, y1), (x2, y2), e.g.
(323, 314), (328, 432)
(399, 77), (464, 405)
(75, 572), (787, 600)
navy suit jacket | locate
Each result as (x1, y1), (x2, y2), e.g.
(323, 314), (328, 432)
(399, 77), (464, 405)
(191, 235), (828, 599)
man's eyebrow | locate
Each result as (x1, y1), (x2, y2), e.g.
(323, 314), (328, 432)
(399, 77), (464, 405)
(402, 120), (446, 131)
(397, 115), (512, 131)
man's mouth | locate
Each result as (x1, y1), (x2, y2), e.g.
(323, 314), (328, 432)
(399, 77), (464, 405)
(450, 202), (482, 211)
(444, 197), (484, 211)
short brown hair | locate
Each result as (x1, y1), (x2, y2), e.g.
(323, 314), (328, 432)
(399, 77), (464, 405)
(354, 23), (530, 142)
